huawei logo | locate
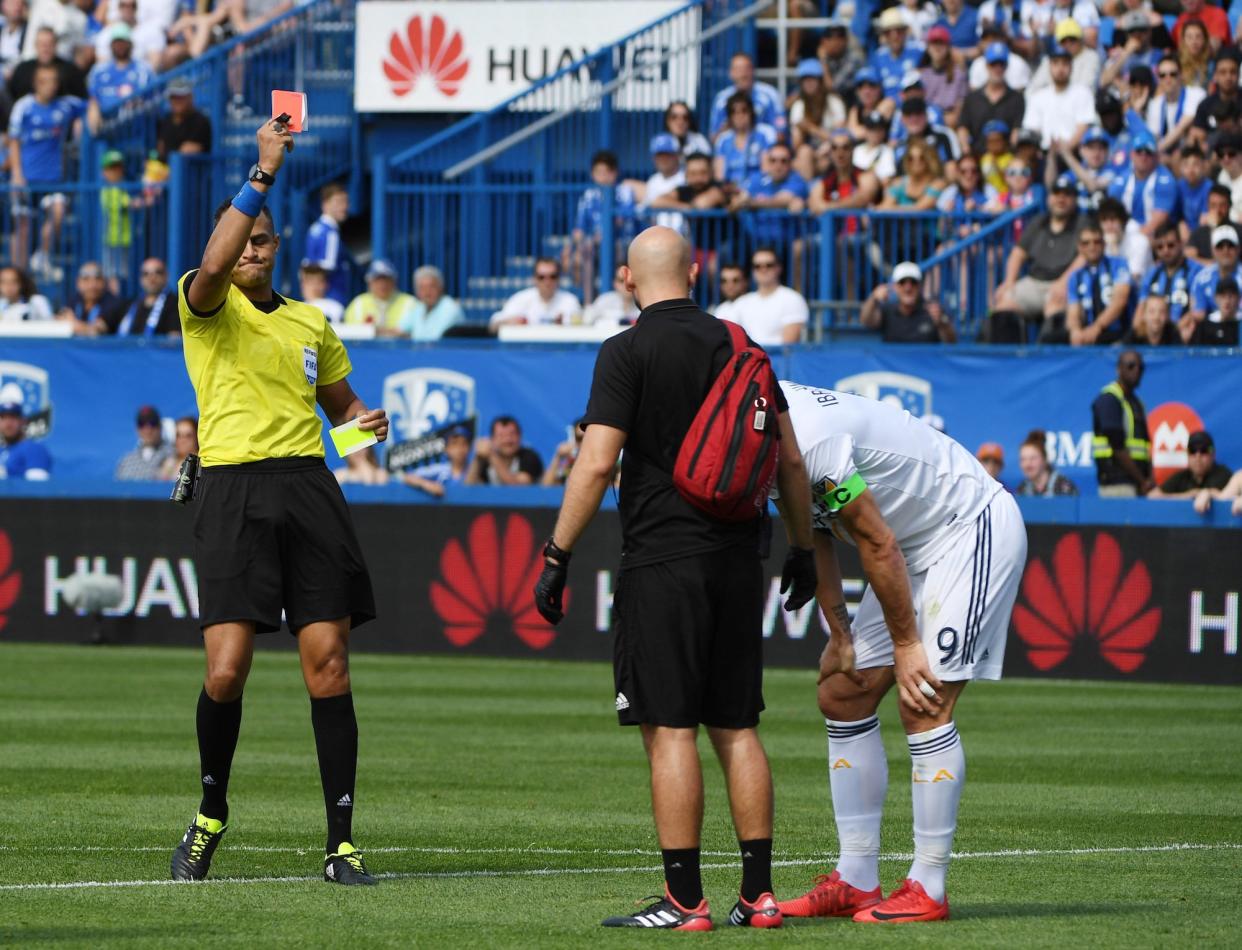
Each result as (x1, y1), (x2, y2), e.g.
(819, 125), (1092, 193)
(0, 530), (20, 633)
(1013, 532), (1160, 674)
(383, 14), (469, 98)
(430, 513), (564, 650)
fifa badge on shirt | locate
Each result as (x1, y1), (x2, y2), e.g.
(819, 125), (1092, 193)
(303, 346), (318, 386)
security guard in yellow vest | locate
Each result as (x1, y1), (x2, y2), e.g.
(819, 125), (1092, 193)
(1091, 350), (1154, 497)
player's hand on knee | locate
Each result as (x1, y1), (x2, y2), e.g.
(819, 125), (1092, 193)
(893, 640), (942, 715)
(780, 546), (817, 611)
(818, 634), (868, 688)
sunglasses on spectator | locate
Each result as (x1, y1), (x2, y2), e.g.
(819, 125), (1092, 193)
(752, 260), (778, 270)
(896, 278), (919, 286)
(535, 272), (558, 281)
(830, 142), (853, 151)
(80, 270), (103, 279)
(768, 155), (790, 163)
(1006, 167), (1032, 178)
(1079, 237), (1103, 246)
(1188, 446), (1213, 455)
(1218, 148), (1238, 158)
(1158, 70), (1179, 79)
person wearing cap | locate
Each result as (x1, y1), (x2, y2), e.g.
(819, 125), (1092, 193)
(1135, 220), (1203, 331)
(404, 424), (473, 497)
(1147, 53), (1205, 157)
(1192, 48), (1239, 146)
(57, 260), (118, 332)
(1099, 9), (1164, 90)
(114, 404), (174, 481)
(817, 17), (866, 96)
(959, 46), (1025, 154)
(1091, 349), (1153, 497)
(894, 98), (961, 176)
(938, 0), (980, 57)
(344, 258), (416, 336)
(96, 256), (179, 337)
(869, 7), (925, 101)
(1022, 43), (1096, 150)
(7, 56), (84, 277)
(1192, 274), (1242, 344)
(918, 26), (967, 125)
(1172, 0), (1231, 51)
(788, 58), (845, 170)
(1186, 183), (1233, 261)
(491, 256), (582, 329)
(1185, 222), (1242, 336)
(93, 0), (167, 68)
(853, 108), (900, 182)
(1027, 18), (1101, 94)
(1063, 219), (1133, 345)
(991, 176), (1085, 340)
(85, 21), (154, 132)
(708, 51), (785, 139)
(861, 261), (956, 343)
(303, 182), (352, 305)
(976, 0), (1036, 60)
(1106, 129), (1177, 239)
(845, 67), (893, 141)
(0, 382), (51, 481)
(631, 132), (684, 207)
(975, 442), (1005, 483)
(97, 148), (133, 288)
(156, 79), (211, 160)
(967, 29), (1032, 91)
(298, 261), (344, 325)
(1151, 430), (1232, 499)
(1054, 126), (1120, 211)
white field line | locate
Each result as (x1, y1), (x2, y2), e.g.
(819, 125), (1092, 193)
(0, 842), (1238, 893)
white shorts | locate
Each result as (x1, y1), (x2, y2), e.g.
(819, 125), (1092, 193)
(851, 491), (1027, 682)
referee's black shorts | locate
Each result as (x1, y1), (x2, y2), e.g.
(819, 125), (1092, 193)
(194, 457), (376, 634)
(612, 545), (765, 729)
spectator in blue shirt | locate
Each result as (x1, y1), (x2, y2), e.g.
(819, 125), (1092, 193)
(399, 265), (464, 341)
(869, 7), (925, 101)
(1186, 224), (1242, 336)
(86, 23), (154, 134)
(709, 52), (786, 139)
(731, 141), (808, 248)
(1107, 130), (1178, 239)
(7, 62), (84, 278)
(403, 425), (472, 498)
(713, 92), (778, 188)
(1136, 221), (1203, 333)
(1176, 145), (1212, 236)
(1066, 221), (1133, 345)
(939, 0), (980, 57)
(565, 149), (638, 305)
(0, 383), (51, 481)
(304, 182), (352, 305)
(1056, 126), (1120, 213)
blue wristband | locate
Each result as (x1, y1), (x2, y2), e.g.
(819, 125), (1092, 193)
(231, 181), (267, 218)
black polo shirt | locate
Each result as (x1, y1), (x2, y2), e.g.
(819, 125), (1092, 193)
(1019, 212), (1083, 281)
(1160, 463), (1232, 493)
(157, 108), (213, 158)
(877, 299), (941, 343)
(580, 298), (787, 568)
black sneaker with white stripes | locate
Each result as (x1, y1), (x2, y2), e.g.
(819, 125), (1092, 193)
(728, 892), (783, 928)
(601, 889), (713, 930)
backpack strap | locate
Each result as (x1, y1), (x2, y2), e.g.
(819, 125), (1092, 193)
(721, 318), (749, 353)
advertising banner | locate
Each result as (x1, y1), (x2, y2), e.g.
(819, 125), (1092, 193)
(0, 500), (1237, 685)
(354, 1), (695, 113)
(2, 340), (1239, 493)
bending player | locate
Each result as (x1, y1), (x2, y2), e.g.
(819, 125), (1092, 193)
(773, 381), (1027, 924)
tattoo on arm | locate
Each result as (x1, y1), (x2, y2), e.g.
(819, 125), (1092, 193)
(831, 603), (850, 631)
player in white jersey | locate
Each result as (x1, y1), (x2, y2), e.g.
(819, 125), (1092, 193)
(771, 382), (1027, 924)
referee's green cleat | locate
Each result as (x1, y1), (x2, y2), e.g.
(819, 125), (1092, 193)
(171, 814), (227, 881)
(324, 842), (378, 886)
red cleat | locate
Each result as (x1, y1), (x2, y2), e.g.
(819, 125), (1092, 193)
(777, 870), (882, 918)
(728, 892), (783, 928)
(852, 878), (949, 923)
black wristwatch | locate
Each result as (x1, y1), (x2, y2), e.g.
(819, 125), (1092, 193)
(248, 163), (276, 186)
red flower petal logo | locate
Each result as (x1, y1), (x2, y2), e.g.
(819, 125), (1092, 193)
(430, 513), (564, 650)
(1013, 532), (1160, 674)
(0, 530), (21, 633)
(383, 14), (469, 98)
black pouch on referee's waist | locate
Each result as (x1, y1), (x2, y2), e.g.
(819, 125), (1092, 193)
(170, 453), (201, 504)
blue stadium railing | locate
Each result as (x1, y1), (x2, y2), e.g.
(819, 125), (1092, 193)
(53, 0), (357, 298)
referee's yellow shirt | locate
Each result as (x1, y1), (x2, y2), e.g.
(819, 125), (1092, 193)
(178, 270), (352, 466)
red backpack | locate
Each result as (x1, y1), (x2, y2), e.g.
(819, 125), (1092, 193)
(672, 320), (780, 522)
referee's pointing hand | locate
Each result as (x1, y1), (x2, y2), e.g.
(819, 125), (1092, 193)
(256, 120), (293, 174)
(355, 408), (389, 443)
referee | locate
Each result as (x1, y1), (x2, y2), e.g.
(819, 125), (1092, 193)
(533, 227), (817, 929)
(169, 120), (387, 886)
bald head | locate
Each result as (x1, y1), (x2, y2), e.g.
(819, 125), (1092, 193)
(623, 226), (697, 307)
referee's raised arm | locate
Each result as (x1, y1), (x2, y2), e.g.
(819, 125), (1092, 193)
(186, 120), (293, 314)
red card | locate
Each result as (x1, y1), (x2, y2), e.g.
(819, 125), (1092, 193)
(271, 90), (308, 132)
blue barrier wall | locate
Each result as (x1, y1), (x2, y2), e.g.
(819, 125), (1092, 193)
(1, 339), (1239, 496)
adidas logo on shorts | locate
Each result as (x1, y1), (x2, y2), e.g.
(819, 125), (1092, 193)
(615, 692), (630, 711)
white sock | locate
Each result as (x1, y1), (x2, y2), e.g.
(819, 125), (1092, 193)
(906, 721), (965, 903)
(826, 716), (886, 892)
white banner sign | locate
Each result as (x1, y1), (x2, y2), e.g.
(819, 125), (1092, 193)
(355, 1), (697, 113)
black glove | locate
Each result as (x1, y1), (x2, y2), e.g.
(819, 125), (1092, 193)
(533, 537), (571, 625)
(780, 546), (817, 611)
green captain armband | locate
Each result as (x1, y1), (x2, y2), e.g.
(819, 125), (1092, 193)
(818, 472), (867, 512)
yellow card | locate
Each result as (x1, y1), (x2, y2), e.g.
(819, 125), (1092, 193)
(329, 418), (378, 458)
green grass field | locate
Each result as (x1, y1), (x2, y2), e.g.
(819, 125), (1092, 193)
(1, 643), (1240, 948)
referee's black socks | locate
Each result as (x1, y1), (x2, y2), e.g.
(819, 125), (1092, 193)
(739, 838), (773, 902)
(662, 848), (703, 908)
(196, 688), (242, 823)
(310, 692), (358, 854)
